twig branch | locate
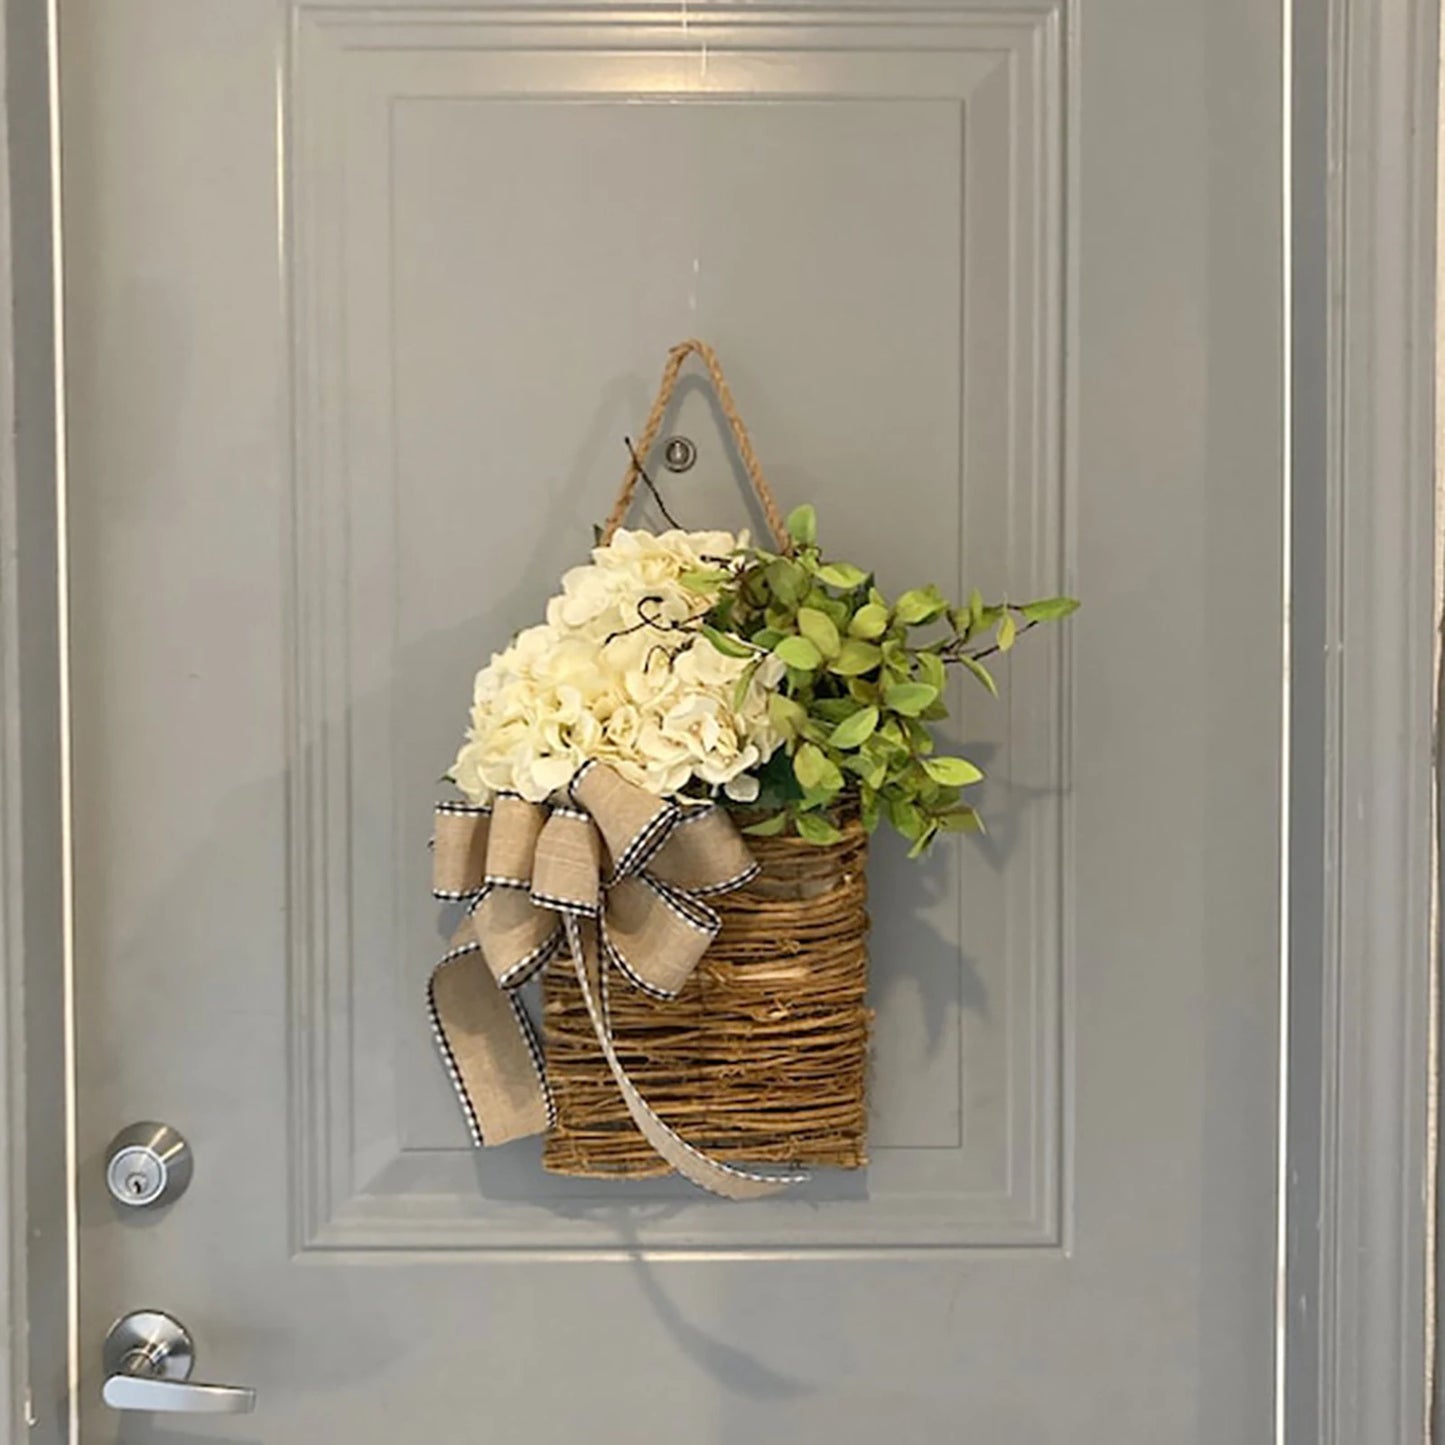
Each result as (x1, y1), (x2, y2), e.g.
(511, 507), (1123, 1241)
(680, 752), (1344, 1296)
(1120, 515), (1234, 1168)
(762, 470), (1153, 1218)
(624, 437), (686, 531)
(941, 617), (1040, 665)
(603, 593), (707, 650)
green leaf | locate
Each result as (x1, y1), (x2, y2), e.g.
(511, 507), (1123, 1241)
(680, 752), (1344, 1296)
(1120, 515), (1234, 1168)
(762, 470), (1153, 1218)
(900, 720), (933, 756)
(900, 724), (931, 758)
(773, 635), (822, 671)
(1020, 596), (1080, 623)
(887, 796), (925, 839)
(793, 743), (842, 792)
(895, 585), (949, 626)
(800, 782), (843, 809)
(767, 694), (807, 738)
(811, 697), (860, 724)
(700, 624), (755, 659)
(848, 602), (890, 640)
(921, 755), (984, 787)
(861, 734), (896, 766)
(830, 639), (883, 676)
(916, 651), (947, 692)
(753, 747), (804, 807)
(860, 788), (881, 834)
(844, 751), (888, 789)
(997, 611), (1017, 652)
(679, 567), (730, 592)
(907, 823), (940, 858)
(811, 594), (851, 630)
(765, 559), (807, 607)
(741, 812), (789, 837)
(796, 606), (841, 660)
(960, 655), (998, 697)
(795, 811), (844, 846)
(732, 658), (761, 710)
(883, 681), (939, 716)
(786, 504), (818, 546)
(939, 807), (984, 833)
(829, 706), (880, 750)
(817, 561), (869, 589)
(969, 587), (985, 629)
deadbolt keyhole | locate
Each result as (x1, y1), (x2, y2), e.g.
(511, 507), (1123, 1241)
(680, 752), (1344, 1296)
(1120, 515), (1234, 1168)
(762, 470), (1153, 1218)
(104, 1123), (192, 1209)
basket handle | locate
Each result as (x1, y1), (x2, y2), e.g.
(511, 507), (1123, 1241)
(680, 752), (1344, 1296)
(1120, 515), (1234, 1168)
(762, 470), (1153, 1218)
(598, 340), (793, 552)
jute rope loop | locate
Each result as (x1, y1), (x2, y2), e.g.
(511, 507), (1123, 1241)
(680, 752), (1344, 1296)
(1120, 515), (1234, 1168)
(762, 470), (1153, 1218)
(600, 339), (793, 553)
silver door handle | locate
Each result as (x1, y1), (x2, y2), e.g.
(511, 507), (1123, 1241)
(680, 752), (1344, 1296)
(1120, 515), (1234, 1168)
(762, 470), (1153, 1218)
(102, 1310), (256, 1414)
(102, 1372), (255, 1414)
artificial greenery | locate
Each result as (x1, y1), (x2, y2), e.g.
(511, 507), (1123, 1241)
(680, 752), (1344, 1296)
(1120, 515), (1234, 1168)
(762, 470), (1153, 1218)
(686, 504), (1077, 855)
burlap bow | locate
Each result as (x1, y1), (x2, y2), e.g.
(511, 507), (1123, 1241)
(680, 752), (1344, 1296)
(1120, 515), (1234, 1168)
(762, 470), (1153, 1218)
(427, 759), (805, 1199)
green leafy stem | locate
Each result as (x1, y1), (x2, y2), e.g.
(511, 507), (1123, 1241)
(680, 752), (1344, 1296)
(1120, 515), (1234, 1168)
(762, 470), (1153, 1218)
(675, 502), (1079, 855)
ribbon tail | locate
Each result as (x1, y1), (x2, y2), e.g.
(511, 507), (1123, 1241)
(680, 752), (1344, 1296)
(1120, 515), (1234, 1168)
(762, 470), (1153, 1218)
(428, 935), (554, 1146)
(563, 915), (805, 1200)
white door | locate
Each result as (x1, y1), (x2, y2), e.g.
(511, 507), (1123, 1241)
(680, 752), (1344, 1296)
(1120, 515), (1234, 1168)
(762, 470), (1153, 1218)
(61, 0), (1283, 1439)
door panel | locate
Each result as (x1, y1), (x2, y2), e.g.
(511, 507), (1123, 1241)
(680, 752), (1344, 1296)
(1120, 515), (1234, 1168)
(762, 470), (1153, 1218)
(62, 0), (1282, 1439)
(295, 5), (1064, 1252)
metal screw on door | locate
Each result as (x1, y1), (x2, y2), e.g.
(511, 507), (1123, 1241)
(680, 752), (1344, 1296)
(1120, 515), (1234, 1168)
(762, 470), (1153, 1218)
(102, 1310), (256, 1414)
(662, 435), (697, 472)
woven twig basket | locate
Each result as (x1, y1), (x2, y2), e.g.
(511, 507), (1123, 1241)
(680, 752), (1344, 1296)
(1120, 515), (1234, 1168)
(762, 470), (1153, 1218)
(542, 814), (872, 1178)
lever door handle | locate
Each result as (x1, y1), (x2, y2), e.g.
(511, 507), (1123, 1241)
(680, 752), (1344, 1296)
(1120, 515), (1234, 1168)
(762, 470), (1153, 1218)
(102, 1310), (256, 1414)
(102, 1371), (255, 1414)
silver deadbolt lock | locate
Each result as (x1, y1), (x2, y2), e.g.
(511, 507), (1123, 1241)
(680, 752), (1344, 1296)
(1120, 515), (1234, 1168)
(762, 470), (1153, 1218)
(104, 1122), (192, 1208)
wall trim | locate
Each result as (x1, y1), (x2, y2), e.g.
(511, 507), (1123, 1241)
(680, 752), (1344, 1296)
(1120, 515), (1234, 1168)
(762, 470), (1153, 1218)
(0, 0), (69, 1440)
(1286, 0), (1439, 1441)
(0, 3), (26, 1431)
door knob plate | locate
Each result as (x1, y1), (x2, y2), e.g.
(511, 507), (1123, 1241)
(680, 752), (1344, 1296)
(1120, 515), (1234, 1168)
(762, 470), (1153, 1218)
(102, 1310), (194, 1382)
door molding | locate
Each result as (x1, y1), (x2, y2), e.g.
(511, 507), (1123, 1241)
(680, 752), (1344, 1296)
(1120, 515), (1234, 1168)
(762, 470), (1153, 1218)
(0, 1), (1435, 1441)
(0, 1), (70, 1442)
(1287, 0), (1439, 1441)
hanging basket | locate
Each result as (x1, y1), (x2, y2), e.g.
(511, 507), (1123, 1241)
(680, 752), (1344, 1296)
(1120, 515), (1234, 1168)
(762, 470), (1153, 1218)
(430, 340), (877, 1194)
(539, 341), (873, 1179)
(431, 338), (1074, 1193)
(542, 812), (872, 1178)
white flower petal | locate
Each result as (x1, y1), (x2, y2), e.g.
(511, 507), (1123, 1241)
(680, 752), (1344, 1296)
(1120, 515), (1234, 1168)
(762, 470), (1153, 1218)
(724, 773), (760, 803)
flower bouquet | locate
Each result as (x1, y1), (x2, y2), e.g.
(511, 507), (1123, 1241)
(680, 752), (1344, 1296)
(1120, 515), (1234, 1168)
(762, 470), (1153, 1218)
(429, 341), (1075, 1197)
(452, 510), (1075, 847)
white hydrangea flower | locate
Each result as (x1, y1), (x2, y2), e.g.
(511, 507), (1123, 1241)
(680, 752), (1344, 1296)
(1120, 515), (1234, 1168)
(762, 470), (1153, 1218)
(450, 529), (783, 804)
